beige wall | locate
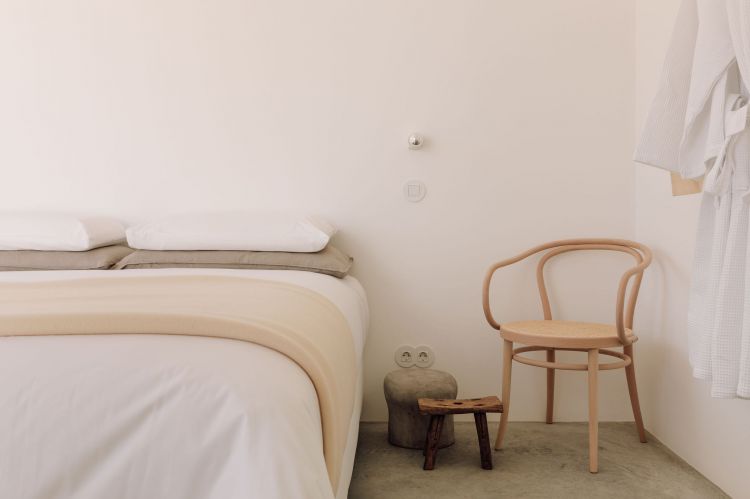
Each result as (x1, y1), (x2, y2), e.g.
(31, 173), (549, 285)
(5, 2), (749, 493)
(635, 1), (750, 497)
(0, 0), (636, 423)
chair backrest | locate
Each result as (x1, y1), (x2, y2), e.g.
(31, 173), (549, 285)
(482, 238), (653, 346)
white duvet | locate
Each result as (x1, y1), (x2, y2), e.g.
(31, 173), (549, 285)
(0, 269), (368, 499)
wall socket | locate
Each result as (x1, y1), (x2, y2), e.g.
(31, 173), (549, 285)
(394, 345), (416, 367)
(414, 345), (435, 368)
(394, 345), (434, 368)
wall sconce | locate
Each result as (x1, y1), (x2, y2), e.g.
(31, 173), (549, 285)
(408, 133), (424, 150)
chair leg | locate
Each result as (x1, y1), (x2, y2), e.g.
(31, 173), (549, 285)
(546, 349), (555, 424)
(624, 344), (647, 443)
(588, 349), (599, 474)
(495, 339), (513, 450)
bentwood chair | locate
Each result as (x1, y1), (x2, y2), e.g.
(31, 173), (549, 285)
(482, 239), (652, 473)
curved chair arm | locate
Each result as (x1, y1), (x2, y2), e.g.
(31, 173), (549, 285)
(482, 246), (544, 330)
(614, 252), (652, 345)
(482, 239), (653, 346)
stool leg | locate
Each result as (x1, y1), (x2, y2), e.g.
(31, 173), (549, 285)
(422, 416), (431, 456)
(474, 412), (493, 470)
(423, 415), (445, 470)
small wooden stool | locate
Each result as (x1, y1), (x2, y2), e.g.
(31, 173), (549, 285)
(418, 396), (503, 471)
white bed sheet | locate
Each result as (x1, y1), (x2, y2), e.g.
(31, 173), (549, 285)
(0, 269), (368, 499)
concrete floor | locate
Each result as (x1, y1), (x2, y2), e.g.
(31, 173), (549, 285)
(350, 422), (727, 499)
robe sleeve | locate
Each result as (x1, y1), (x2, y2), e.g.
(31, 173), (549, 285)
(727, 1), (750, 90)
(634, 0), (699, 173)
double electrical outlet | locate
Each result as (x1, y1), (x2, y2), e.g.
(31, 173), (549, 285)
(395, 345), (435, 368)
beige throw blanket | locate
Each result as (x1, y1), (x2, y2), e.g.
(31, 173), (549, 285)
(0, 275), (356, 490)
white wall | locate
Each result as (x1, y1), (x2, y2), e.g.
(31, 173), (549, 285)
(635, 2), (750, 497)
(0, 1), (637, 422)
(6, 2), (748, 493)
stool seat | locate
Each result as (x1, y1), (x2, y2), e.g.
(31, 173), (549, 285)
(418, 396), (502, 415)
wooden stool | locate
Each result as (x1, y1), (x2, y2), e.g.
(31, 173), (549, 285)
(418, 396), (503, 471)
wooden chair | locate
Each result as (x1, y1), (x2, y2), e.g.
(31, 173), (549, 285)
(482, 238), (652, 473)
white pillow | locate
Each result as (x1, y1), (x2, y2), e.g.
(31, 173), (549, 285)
(126, 212), (336, 252)
(0, 213), (126, 251)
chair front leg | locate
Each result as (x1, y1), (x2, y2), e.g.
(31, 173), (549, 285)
(588, 348), (599, 473)
(495, 339), (513, 450)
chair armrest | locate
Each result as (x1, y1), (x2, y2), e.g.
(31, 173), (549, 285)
(482, 247), (543, 330)
(615, 252), (652, 345)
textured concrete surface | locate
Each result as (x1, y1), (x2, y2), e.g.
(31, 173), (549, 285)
(383, 369), (457, 449)
(350, 422), (728, 499)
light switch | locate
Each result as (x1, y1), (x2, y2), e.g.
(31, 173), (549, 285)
(404, 180), (426, 202)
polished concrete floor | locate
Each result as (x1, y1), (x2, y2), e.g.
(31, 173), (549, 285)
(350, 422), (727, 499)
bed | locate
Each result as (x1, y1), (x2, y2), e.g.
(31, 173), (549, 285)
(0, 268), (368, 499)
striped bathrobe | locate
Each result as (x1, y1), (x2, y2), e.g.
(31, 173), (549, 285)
(635, 0), (750, 398)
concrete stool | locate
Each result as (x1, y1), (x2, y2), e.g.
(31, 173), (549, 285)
(383, 369), (457, 449)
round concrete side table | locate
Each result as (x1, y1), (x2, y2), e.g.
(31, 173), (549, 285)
(383, 369), (458, 449)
